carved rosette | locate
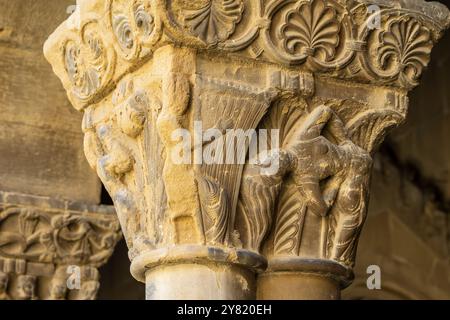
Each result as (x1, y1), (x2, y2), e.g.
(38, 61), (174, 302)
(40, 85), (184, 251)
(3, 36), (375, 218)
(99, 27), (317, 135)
(0, 192), (121, 300)
(44, 0), (450, 298)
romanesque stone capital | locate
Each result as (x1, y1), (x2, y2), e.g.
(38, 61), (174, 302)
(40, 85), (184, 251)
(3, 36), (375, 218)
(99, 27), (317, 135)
(44, 0), (450, 299)
(0, 192), (121, 300)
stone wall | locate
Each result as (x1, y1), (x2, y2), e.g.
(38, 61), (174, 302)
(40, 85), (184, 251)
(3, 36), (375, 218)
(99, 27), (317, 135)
(0, 0), (121, 300)
(0, 0), (100, 202)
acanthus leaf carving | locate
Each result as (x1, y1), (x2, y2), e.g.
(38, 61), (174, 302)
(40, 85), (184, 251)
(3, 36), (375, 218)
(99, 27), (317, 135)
(280, 0), (340, 61)
(183, 0), (245, 45)
(346, 109), (406, 153)
(45, 0), (450, 109)
(63, 22), (116, 104)
(273, 180), (307, 256)
(377, 18), (433, 88)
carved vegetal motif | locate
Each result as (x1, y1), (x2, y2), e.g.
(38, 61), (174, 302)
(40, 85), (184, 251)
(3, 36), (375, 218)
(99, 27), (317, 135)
(110, 0), (161, 60)
(373, 18), (433, 88)
(280, 0), (340, 60)
(183, 0), (245, 45)
(44, 0), (450, 109)
(262, 0), (356, 70)
(63, 22), (115, 104)
(113, 14), (135, 53)
(0, 194), (120, 267)
(272, 178), (307, 256)
(346, 110), (405, 153)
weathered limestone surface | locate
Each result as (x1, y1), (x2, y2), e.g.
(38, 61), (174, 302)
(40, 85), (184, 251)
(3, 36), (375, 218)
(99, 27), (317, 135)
(0, 0), (100, 202)
(44, 0), (450, 299)
(0, 0), (122, 300)
(344, 152), (450, 299)
(344, 33), (450, 300)
(388, 33), (450, 200)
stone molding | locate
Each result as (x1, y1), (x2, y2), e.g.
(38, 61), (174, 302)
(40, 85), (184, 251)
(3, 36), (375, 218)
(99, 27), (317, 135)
(44, 0), (450, 110)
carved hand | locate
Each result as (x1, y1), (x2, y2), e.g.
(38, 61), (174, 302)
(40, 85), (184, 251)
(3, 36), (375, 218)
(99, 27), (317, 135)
(285, 105), (362, 217)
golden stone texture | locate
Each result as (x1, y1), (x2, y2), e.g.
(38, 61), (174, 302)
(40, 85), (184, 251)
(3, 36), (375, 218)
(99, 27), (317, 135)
(0, 0), (122, 300)
(0, 192), (121, 300)
(44, 0), (450, 299)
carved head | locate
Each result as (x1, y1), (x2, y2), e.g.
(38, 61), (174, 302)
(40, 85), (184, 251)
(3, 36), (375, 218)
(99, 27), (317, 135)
(112, 79), (148, 138)
(0, 272), (8, 292)
(17, 275), (36, 300)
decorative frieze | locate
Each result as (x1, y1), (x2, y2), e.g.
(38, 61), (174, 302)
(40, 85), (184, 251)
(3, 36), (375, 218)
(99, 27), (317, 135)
(0, 191), (121, 300)
(44, 0), (450, 110)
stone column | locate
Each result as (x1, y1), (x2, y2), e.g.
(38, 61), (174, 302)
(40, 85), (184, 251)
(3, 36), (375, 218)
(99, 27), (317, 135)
(0, 192), (121, 300)
(44, 0), (450, 300)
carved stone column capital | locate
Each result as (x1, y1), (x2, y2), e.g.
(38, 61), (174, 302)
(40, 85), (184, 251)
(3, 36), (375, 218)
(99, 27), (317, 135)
(0, 192), (121, 300)
(44, 0), (449, 299)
